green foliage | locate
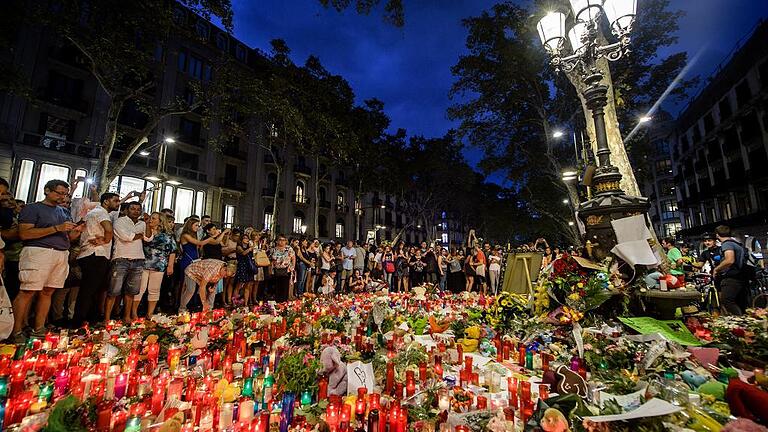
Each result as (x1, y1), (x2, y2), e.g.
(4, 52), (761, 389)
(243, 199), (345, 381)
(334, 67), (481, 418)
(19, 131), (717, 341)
(275, 350), (321, 394)
(317, 0), (405, 27)
(43, 396), (89, 432)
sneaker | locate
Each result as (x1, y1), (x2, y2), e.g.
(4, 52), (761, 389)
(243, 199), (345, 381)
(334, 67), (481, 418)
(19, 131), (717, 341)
(10, 332), (26, 345)
(29, 327), (47, 339)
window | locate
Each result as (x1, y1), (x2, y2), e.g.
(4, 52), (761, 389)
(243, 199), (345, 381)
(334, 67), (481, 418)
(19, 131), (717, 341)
(441, 233), (449, 244)
(203, 64), (212, 82)
(177, 51), (187, 72)
(721, 201), (733, 220)
(663, 222), (681, 237)
(36, 163), (70, 201)
(295, 180), (305, 202)
(335, 219), (344, 239)
(293, 211), (305, 233)
(719, 98), (732, 120)
(174, 188), (194, 221)
(318, 186), (327, 202)
(72, 169), (87, 198)
(224, 205), (235, 227)
(172, 7), (185, 25)
(735, 80), (752, 107)
(15, 160), (34, 201)
(266, 173), (277, 193)
(179, 118), (201, 146)
(113, 176), (146, 199)
(163, 185), (175, 210)
(319, 215), (328, 237)
(655, 159), (672, 174)
(196, 21), (209, 40)
(188, 55), (203, 79)
(661, 200), (678, 220)
(337, 192), (345, 205)
(235, 44), (246, 61)
(195, 191), (205, 217)
(215, 33), (228, 51)
(263, 207), (273, 230)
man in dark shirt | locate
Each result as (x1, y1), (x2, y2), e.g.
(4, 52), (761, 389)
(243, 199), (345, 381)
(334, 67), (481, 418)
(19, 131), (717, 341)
(12, 180), (83, 342)
(695, 233), (722, 272)
(713, 225), (747, 315)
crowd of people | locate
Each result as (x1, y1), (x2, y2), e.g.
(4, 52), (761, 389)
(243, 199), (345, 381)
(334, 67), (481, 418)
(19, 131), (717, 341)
(0, 178), (521, 344)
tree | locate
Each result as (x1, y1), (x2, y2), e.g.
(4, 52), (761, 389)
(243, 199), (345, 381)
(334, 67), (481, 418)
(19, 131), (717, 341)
(8, 0), (236, 194)
(450, 1), (696, 244)
(317, 0), (405, 27)
(449, 3), (582, 245)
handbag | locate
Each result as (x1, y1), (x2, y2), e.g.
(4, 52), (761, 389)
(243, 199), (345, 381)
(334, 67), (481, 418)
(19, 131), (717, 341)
(273, 267), (289, 277)
(255, 250), (271, 267)
(475, 264), (486, 277)
(384, 261), (395, 273)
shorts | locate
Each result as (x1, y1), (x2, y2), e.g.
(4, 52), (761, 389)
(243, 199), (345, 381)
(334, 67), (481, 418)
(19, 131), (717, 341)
(108, 258), (144, 297)
(342, 268), (353, 279)
(19, 247), (70, 291)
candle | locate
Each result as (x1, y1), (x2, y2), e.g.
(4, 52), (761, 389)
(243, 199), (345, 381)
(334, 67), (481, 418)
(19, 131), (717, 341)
(167, 347), (182, 373)
(457, 343), (463, 364)
(146, 343), (159, 371)
(239, 399), (255, 422)
(418, 362), (427, 384)
(405, 370), (416, 397)
(434, 356), (443, 378)
(301, 390), (313, 406)
(54, 370), (69, 399)
(95, 400), (114, 432)
(539, 384), (549, 401)
(385, 362), (395, 394)
(438, 391), (450, 412)
(220, 402), (234, 430)
(114, 373), (128, 400)
(476, 395), (488, 410)
(167, 377), (184, 401)
(341, 403), (351, 429)
(518, 345), (526, 367)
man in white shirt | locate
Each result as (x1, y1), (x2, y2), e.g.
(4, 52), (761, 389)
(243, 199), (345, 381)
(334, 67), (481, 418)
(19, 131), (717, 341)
(341, 240), (357, 292)
(108, 202), (151, 323)
(71, 192), (120, 328)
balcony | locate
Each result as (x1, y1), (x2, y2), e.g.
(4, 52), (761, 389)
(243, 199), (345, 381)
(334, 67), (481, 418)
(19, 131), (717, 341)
(335, 204), (349, 214)
(293, 194), (310, 205)
(262, 188), (284, 199)
(335, 177), (348, 188)
(218, 177), (247, 192)
(37, 88), (89, 114)
(319, 200), (331, 209)
(166, 165), (207, 183)
(223, 145), (247, 159)
(294, 164), (311, 176)
(21, 132), (96, 157)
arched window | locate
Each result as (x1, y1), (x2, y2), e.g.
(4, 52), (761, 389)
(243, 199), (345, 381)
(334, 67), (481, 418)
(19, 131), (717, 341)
(264, 206), (274, 230)
(337, 192), (345, 205)
(266, 173), (277, 193)
(318, 186), (327, 202)
(335, 218), (345, 239)
(293, 211), (305, 233)
(295, 180), (306, 203)
(318, 214), (328, 238)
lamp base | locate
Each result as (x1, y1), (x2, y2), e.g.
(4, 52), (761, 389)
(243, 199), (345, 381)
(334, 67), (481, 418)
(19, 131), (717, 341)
(577, 192), (650, 261)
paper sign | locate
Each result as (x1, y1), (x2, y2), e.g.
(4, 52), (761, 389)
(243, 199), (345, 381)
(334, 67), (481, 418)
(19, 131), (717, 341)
(599, 385), (647, 410)
(571, 256), (607, 271)
(687, 347), (719, 368)
(618, 317), (702, 346)
(346, 361), (375, 395)
(611, 214), (652, 243)
(612, 240), (659, 267)
(584, 398), (682, 422)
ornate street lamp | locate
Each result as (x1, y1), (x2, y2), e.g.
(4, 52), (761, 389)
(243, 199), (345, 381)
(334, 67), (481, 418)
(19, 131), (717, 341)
(537, 0), (648, 260)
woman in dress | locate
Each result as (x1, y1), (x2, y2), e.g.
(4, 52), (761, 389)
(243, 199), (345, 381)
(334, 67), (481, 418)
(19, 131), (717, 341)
(250, 231), (265, 303)
(409, 248), (425, 287)
(178, 218), (217, 312)
(381, 245), (396, 289)
(488, 248), (503, 294)
(222, 229), (239, 306)
(305, 239), (319, 294)
(294, 238), (311, 298)
(464, 249), (476, 292)
(395, 244), (410, 293)
(235, 234), (256, 307)
(270, 235), (295, 302)
(133, 212), (176, 319)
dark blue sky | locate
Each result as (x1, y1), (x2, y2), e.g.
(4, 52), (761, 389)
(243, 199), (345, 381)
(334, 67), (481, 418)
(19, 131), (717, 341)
(229, 0), (768, 173)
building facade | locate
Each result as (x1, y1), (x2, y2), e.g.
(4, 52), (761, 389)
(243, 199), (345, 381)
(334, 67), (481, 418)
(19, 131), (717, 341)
(672, 19), (768, 242)
(0, 7), (462, 246)
(641, 117), (682, 238)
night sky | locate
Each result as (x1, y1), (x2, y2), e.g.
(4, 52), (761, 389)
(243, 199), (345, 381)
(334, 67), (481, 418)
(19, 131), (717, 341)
(230, 0), (768, 177)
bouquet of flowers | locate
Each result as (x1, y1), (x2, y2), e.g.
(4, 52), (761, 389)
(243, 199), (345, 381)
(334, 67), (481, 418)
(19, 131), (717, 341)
(540, 254), (616, 321)
(485, 291), (530, 333)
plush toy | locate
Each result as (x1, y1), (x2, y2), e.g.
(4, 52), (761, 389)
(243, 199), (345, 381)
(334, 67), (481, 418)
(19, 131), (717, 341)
(159, 412), (185, 432)
(682, 370), (709, 389)
(320, 346), (348, 396)
(541, 408), (571, 432)
(699, 380), (728, 401)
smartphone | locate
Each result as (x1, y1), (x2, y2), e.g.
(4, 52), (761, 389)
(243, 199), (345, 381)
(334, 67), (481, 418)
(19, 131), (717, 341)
(76, 220), (87, 226)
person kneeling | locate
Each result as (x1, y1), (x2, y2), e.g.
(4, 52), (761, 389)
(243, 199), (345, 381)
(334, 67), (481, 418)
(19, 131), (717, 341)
(184, 259), (235, 312)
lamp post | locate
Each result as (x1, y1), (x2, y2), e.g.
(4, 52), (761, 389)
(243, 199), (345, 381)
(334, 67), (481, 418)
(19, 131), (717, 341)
(141, 137), (179, 211)
(537, 0), (648, 260)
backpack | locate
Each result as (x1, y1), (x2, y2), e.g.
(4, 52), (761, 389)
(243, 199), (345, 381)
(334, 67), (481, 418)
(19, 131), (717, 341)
(722, 239), (758, 282)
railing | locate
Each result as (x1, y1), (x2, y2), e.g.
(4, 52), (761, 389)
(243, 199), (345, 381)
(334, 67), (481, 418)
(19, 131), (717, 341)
(223, 146), (247, 159)
(335, 177), (348, 187)
(293, 194), (310, 205)
(37, 88), (89, 113)
(219, 177), (247, 191)
(168, 166), (207, 183)
(319, 200), (331, 209)
(21, 132), (96, 157)
(335, 204), (349, 214)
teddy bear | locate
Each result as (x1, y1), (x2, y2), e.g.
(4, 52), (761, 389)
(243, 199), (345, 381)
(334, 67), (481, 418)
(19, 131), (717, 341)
(320, 346), (348, 396)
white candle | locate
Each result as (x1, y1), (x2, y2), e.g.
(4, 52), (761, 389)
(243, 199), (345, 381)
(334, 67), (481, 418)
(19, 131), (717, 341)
(219, 402), (234, 429)
(239, 400), (255, 422)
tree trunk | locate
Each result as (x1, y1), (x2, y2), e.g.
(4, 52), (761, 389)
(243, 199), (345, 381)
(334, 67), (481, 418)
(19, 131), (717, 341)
(273, 164), (282, 234)
(96, 101), (123, 194)
(567, 60), (641, 197)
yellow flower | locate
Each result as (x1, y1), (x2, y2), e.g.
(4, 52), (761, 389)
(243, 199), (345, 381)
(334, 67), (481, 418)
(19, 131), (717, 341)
(568, 292), (581, 302)
(577, 282), (584, 288)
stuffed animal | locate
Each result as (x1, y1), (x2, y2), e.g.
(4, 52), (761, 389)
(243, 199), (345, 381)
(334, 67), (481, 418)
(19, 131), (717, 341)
(321, 346), (348, 396)
(682, 370), (708, 389)
(541, 408), (571, 432)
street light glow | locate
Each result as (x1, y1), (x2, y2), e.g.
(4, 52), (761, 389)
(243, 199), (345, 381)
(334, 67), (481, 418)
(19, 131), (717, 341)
(139, 150), (150, 156)
(164, 137), (175, 143)
(568, 221), (575, 226)
(562, 170), (577, 177)
(166, 179), (182, 186)
(144, 176), (161, 182)
(562, 199), (569, 204)
(553, 130), (564, 138)
(380, 204), (386, 209)
(639, 116), (652, 123)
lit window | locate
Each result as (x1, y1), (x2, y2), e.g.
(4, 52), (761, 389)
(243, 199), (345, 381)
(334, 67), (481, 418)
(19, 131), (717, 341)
(224, 205), (236, 228)
(72, 169), (87, 198)
(441, 233), (448, 244)
(263, 208), (273, 230)
(117, 176), (146, 200)
(293, 211), (304, 233)
(335, 219), (344, 238)
(36, 163), (70, 201)
(337, 192), (345, 205)
(195, 191), (206, 217)
(163, 185), (175, 210)
(15, 160), (34, 201)
(174, 188), (194, 221)
(295, 180), (305, 202)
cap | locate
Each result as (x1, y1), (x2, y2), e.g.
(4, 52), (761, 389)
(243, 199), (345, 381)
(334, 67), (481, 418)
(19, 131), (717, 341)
(702, 232), (716, 240)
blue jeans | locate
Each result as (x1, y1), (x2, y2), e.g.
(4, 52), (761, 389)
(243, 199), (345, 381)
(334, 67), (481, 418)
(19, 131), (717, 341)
(439, 272), (447, 292)
(296, 262), (307, 296)
(108, 258), (144, 297)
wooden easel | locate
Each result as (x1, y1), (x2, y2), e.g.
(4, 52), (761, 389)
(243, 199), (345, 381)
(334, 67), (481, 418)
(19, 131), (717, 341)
(501, 252), (543, 294)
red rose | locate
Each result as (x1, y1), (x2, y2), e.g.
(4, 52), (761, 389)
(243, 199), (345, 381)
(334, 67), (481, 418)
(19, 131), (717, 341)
(731, 328), (746, 337)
